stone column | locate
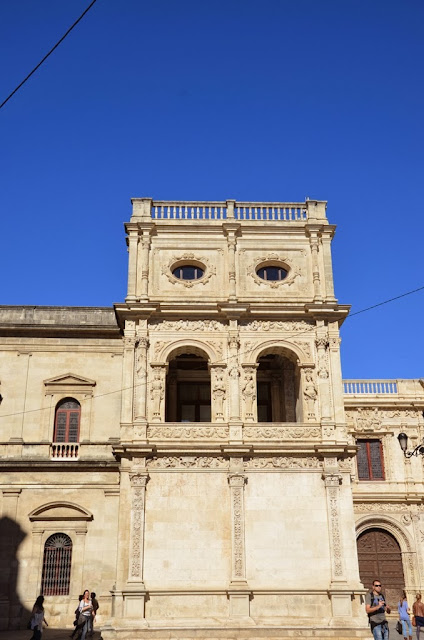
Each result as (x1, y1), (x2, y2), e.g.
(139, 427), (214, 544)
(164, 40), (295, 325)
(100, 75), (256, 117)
(228, 335), (241, 423)
(126, 227), (139, 303)
(134, 337), (148, 422)
(309, 232), (323, 302)
(328, 326), (344, 426)
(120, 331), (136, 431)
(210, 364), (227, 423)
(315, 336), (332, 421)
(149, 365), (166, 422)
(136, 228), (152, 302)
(128, 472), (149, 585)
(241, 365), (257, 423)
(227, 472), (250, 617)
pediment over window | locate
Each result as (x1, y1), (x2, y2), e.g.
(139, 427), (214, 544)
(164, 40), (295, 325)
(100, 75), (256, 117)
(29, 501), (93, 522)
(44, 373), (96, 395)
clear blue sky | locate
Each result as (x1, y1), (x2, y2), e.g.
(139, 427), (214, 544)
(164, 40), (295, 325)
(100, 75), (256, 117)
(1, 0), (423, 379)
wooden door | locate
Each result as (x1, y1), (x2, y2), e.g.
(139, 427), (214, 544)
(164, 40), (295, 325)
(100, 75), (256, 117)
(357, 528), (405, 607)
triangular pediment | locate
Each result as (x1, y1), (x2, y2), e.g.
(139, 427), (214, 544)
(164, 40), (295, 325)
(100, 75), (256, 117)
(44, 373), (96, 388)
(29, 501), (93, 522)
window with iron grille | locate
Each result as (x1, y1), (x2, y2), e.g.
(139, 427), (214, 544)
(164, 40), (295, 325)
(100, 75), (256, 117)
(41, 533), (72, 595)
(356, 439), (385, 480)
(54, 399), (80, 442)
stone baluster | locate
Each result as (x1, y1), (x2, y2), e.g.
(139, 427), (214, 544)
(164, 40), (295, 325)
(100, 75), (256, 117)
(128, 471), (149, 584)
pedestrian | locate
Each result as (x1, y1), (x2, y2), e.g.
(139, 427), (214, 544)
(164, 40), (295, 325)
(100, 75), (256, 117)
(88, 592), (99, 636)
(398, 590), (413, 640)
(413, 593), (424, 639)
(70, 595), (83, 639)
(29, 596), (48, 640)
(77, 590), (93, 640)
(365, 579), (391, 640)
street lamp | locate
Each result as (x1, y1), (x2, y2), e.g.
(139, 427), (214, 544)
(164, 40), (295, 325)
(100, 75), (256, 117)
(397, 432), (424, 458)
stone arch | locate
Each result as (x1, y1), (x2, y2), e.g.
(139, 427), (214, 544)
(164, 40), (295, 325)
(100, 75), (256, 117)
(246, 340), (308, 366)
(355, 516), (418, 598)
(29, 501), (93, 522)
(160, 339), (217, 364)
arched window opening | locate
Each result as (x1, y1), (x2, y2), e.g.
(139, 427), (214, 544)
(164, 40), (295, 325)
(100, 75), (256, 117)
(54, 398), (81, 442)
(41, 533), (72, 595)
(357, 528), (405, 606)
(257, 353), (299, 422)
(166, 353), (211, 422)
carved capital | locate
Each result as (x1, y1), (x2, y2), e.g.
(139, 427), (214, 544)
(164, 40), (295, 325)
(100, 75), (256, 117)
(323, 473), (342, 487)
(228, 473), (246, 488)
(129, 472), (149, 488)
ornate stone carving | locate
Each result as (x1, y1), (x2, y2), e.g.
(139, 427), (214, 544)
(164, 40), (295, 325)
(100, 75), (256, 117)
(146, 456), (228, 469)
(212, 367), (226, 421)
(128, 472), (148, 580)
(293, 340), (312, 359)
(244, 426), (321, 440)
(240, 320), (313, 332)
(153, 340), (168, 360)
(162, 253), (216, 288)
(328, 483), (344, 577)
(149, 319), (225, 332)
(244, 456), (323, 469)
(242, 367), (256, 421)
(247, 253), (301, 288)
(150, 368), (165, 420)
(147, 425), (229, 440)
(347, 408), (384, 431)
(354, 503), (423, 513)
(338, 457), (353, 471)
(206, 340), (223, 359)
(315, 338), (329, 379)
(134, 338), (148, 419)
(303, 368), (317, 420)
(228, 474), (247, 580)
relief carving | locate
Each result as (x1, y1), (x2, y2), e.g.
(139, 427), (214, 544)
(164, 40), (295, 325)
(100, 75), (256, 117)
(244, 456), (323, 470)
(244, 426), (321, 440)
(240, 320), (313, 332)
(303, 368), (317, 420)
(247, 254), (301, 289)
(146, 456), (228, 469)
(212, 367), (226, 421)
(149, 319), (225, 332)
(150, 368), (165, 420)
(147, 426), (229, 440)
(162, 253), (216, 288)
(242, 367), (256, 421)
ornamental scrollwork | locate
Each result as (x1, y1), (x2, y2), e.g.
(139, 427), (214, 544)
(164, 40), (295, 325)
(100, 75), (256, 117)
(162, 253), (216, 288)
(147, 426), (229, 440)
(244, 426), (321, 440)
(146, 456), (228, 469)
(149, 319), (225, 332)
(240, 320), (313, 332)
(247, 253), (301, 289)
(244, 456), (323, 470)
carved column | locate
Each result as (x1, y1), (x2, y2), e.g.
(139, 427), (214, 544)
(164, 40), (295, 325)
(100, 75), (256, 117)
(136, 228), (152, 302)
(241, 365), (257, 422)
(149, 365), (166, 422)
(128, 472), (149, 585)
(322, 465), (346, 584)
(228, 335), (241, 423)
(121, 329), (136, 429)
(126, 227), (139, 303)
(210, 364), (227, 422)
(315, 336), (332, 420)
(309, 232), (323, 302)
(227, 472), (251, 616)
(134, 337), (148, 422)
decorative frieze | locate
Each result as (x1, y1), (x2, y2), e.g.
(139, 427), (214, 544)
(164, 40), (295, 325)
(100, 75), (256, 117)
(354, 503), (424, 514)
(147, 425), (229, 440)
(149, 319), (225, 332)
(146, 456), (228, 469)
(244, 456), (323, 470)
(244, 426), (321, 440)
(240, 320), (313, 332)
(346, 407), (420, 431)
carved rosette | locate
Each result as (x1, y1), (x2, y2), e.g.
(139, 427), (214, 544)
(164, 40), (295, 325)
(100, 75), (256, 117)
(323, 473), (345, 580)
(128, 472), (149, 582)
(228, 474), (247, 582)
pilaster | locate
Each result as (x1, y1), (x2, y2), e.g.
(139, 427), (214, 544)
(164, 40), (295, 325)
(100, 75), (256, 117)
(227, 471), (251, 617)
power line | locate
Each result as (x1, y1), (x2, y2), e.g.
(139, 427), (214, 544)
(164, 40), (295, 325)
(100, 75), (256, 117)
(0, 283), (423, 420)
(0, 0), (99, 112)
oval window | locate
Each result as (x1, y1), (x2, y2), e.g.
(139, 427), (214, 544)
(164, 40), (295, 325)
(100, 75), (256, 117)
(256, 266), (288, 281)
(172, 265), (204, 280)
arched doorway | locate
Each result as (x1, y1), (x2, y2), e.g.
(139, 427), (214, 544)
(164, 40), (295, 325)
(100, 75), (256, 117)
(256, 352), (299, 422)
(357, 528), (405, 605)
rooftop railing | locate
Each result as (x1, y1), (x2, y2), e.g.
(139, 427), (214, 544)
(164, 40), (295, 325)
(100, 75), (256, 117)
(343, 380), (398, 395)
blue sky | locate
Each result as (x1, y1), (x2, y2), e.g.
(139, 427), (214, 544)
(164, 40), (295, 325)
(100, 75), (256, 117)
(1, 0), (423, 379)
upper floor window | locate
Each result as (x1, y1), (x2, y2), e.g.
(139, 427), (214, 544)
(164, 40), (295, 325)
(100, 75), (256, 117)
(172, 265), (204, 280)
(54, 398), (80, 442)
(256, 265), (288, 281)
(357, 439), (385, 480)
(41, 533), (72, 595)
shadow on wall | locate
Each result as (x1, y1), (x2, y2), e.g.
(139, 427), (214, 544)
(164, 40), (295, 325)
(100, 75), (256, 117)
(0, 517), (31, 629)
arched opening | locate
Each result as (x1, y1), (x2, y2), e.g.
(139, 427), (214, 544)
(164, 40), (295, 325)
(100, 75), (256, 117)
(357, 528), (405, 605)
(54, 398), (81, 442)
(256, 352), (300, 422)
(41, 533), (72, 596)
(166, 352), (211, 422)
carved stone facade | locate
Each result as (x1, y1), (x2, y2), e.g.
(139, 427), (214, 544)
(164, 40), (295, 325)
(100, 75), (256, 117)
(1, 198), (424, 640)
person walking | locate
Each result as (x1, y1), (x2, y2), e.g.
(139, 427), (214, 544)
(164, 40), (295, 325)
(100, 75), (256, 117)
(29, 596), (48, 640)
(398, 590), (413, 640)
(365, 579), (391, 640)
(413, 593), (424, 639)
(88, 592), (99, 637)
(70, 595), (83, 639)
(77, 590), (93, 640)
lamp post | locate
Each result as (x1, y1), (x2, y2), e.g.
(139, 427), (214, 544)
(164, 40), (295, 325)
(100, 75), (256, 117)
(397, 432), (424, 458)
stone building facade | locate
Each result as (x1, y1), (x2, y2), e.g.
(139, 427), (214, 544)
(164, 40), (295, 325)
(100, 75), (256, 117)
(0, 198), (423, 639)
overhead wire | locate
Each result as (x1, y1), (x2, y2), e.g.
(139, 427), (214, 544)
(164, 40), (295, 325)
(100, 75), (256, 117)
(0, 283), (423, 420)
(0, 0), (99, 111)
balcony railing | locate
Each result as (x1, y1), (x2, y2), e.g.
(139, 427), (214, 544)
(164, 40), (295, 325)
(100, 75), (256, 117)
(51, 443), (79, 459)
(343, 380), (398, 395)
(150, 200), (310, 222)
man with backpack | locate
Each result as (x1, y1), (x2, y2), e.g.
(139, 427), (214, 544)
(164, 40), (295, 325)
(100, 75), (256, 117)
(365, 579), (391, 640)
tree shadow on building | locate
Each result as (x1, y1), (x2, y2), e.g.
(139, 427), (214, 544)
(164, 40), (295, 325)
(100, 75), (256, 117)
(0, 516), (31, 629)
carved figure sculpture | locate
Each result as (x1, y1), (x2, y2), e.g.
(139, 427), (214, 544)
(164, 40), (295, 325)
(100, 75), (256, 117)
(242, 371), (256, 420)
(150, 370), (164, 419)
(303, 369), (317, 420)
(212, 368), (226, 420)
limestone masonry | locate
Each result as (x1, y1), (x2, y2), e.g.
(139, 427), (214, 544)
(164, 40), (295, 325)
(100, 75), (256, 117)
(1, 198), (423, 639)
